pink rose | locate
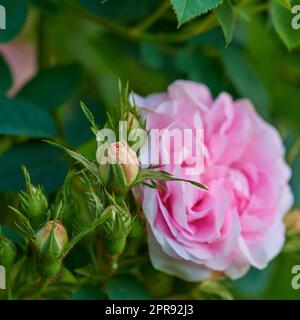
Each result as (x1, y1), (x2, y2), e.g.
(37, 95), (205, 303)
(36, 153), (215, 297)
(134, 80), (293, 281)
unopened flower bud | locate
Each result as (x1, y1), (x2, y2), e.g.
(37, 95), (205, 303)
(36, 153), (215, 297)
(0, 235), (16, 270)
(36, 220), (68, 262)
(97, 141), (140, 193)
(100, 205), (132, 256)
(39, 260), (63, 279)
(19, 167), (48, 226)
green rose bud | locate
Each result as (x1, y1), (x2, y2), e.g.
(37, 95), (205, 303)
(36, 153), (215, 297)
(0, 235), (16, 270)
(36, 220), (68, 262)
(39, 260), (63, 279)
(100, 205), (132, 256)
(97, 141), (140, 193)
(19, 167), (48, 226)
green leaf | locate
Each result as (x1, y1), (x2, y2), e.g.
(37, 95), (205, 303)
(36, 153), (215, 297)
(275, 0), (292, 10)
(107, 275), (151, 300)
(0, 54), (12, 94)
(243, 16), (278, 96)
(216, 0), (235, 47)
(0, 96), (57, 137)
(17, 64), (82, 111)
(0, 0), (29, 43)
(0, 142), (68, 193)
(263, 253), (300, 299)
(221, 49), (270, 119)
(80, 101), (100, 136)
(170, 0), (222, 26)
(137, 168), (208, 191)
(271, 0), (300, 50)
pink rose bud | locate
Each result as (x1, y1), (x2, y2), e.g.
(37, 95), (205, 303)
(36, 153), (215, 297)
(98, 141), (140, 193)
(36, 220), (68, 262)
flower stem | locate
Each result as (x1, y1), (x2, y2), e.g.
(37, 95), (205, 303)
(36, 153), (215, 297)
(6, 273), (13, 300)
(28, 278), (50, 300)
(72, 2), (218, 43)
(130, 0), (171, 35)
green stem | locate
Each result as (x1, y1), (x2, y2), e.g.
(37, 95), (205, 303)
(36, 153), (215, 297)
(248, 2), (270, 14)
(6, 273), (13, 300)
(28, 278), (50, 300)
(70, 1), (271, 44)
(73, 2), (218, 43)
(130, 0), (171, 35)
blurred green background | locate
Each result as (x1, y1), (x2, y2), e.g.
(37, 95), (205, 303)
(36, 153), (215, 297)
(0, 0), (300, 299)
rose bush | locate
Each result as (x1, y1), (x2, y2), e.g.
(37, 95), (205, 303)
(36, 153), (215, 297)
(134, 80), (294, 281)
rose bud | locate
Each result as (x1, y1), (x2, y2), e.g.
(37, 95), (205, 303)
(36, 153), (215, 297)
(0, 235), (16, 270)
(100, 205), (132, 257)
(97, 141), (140, 193)
(36, 220), (68, 262)
(39, 260), (63, 279)
(19, 167), (48, 226)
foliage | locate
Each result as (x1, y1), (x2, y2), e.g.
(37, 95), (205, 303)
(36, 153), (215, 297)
(0, 0), (300, 300)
